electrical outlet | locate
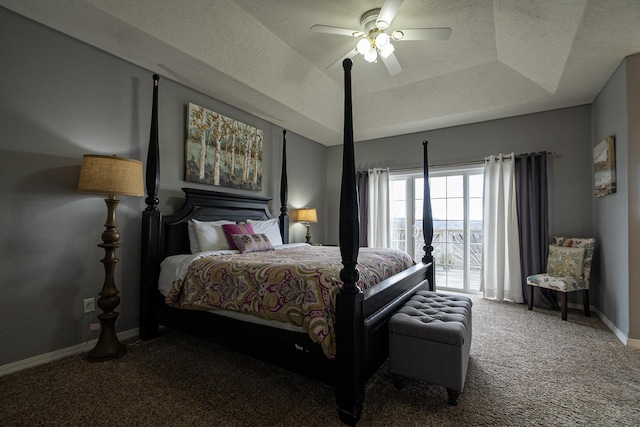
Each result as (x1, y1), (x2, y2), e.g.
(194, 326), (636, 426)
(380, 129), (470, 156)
(83, 297), (95, 314)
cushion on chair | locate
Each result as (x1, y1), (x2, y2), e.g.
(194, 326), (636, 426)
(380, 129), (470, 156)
(527, 273), (585, 292)
(546, 245), (585, 280)
(552, 237), (596, 287)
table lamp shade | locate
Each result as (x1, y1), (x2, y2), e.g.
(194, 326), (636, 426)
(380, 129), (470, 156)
(78, 155), (144, 196)
(298, 207), (317, 223)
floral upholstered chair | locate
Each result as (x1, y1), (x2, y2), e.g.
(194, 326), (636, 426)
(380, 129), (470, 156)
(526, 237), (596, 321)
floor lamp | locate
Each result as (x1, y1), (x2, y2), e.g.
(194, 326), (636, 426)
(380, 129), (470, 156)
(297, 207), (318, 244)
(78, 154), (144, 362)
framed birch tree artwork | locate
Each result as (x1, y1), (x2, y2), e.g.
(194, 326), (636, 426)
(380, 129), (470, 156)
(593, 135), (616, 197)
(185, 103), (263, 191)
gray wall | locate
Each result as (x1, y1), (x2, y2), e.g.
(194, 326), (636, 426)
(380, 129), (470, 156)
(327, 106), (594, 246)
(591, 60), (630, 337)
(592, 53), (640, 342)
(0, 8), (325, 367)
(281, 131), (328, 245)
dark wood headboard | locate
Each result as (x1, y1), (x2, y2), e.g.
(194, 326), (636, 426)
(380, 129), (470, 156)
(162, 188), (276, 258)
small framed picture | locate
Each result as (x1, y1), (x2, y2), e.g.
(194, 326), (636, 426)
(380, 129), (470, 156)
(593, 136), (616, 197)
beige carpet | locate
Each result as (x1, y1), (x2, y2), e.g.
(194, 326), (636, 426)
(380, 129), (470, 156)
(2, 295), (639, 426)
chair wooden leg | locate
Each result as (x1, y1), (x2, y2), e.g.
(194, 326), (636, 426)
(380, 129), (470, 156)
(583, 289), (591, 317)
(560, 292), (568, 321)
(527, 285), (533, 310)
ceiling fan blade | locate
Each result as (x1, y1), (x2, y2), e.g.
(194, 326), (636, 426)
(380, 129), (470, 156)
(381, 52), (402, 76)
(327, 48), (359, 72)
(396, 28), (452, 41)
(377, 0), (404, 28)
(311, 25), (360, 37)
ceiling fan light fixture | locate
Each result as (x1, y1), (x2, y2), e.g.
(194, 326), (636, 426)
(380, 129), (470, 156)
(375, 32), (390, 48)
(391, 30), (404, 41)
(376, 19), (389, 29)
(364, 49), (378, 63)
(312, 1), (452, 76)
(356, 38), (372, 55)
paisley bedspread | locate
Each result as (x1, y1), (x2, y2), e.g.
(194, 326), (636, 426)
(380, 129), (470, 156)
(165, 245), (415, 359)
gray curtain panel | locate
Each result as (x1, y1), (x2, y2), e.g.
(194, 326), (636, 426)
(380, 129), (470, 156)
(515, 152), (557, 310)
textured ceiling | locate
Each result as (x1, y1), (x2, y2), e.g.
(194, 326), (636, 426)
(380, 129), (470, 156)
(3, 0), (640, 146)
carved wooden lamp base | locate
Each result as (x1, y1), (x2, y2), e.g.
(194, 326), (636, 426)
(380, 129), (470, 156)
(87, 195), (127, 362)
(305, 223), (312, 244)
(87, 316), (126, 362)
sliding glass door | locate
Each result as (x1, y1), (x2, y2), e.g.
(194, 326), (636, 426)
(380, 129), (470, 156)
(390, 167), (483, 293)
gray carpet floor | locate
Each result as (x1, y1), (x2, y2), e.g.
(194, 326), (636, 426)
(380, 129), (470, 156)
(2, 295), (639, 426)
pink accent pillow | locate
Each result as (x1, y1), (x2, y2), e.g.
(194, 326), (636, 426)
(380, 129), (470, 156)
(231, 233), (274, 253)
(221, 223), (255, 250)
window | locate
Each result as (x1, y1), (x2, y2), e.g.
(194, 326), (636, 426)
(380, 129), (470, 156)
(390, 167), (483, 293)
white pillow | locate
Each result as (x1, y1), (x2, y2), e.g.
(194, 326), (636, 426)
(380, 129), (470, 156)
(187, 221), (200, 253)
(246, 218), (283, 246)
(190, 219), (234, 253)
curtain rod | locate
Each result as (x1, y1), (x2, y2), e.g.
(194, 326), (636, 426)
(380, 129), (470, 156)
(383, 151), (556, 174)
(428, 150), (556, 170)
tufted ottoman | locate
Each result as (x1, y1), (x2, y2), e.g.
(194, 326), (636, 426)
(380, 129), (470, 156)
(388, 290), (472, 405)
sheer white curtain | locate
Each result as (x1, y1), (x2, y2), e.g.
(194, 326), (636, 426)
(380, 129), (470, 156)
(367, 168), (390, 248)
(481, 154), (523, 303)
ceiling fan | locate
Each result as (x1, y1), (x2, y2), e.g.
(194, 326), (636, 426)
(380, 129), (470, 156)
(310, 0), (451, 76)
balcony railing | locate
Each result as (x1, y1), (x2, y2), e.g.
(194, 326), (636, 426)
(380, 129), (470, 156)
(391, 223), (482, 292)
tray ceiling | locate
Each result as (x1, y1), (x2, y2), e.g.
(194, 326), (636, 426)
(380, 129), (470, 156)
(3, 0), (640, 145)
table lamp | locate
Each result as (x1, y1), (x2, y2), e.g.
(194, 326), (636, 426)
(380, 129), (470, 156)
(297, 207), (318, 244)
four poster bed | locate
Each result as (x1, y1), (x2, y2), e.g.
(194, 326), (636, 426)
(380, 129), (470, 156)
(139, 60), (435, 425)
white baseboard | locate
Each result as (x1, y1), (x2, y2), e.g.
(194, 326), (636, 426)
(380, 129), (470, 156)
(0, 328), (139, 377)
(590, 306), (629, 345)
(563, 303), (632, 346)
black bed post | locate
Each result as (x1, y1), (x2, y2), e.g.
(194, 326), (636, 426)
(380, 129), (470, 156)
(140, 74), (162, 340)
(422, 140), (435, 291)
(335, 58), (364, 426)
(279, 130), (289, 244)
